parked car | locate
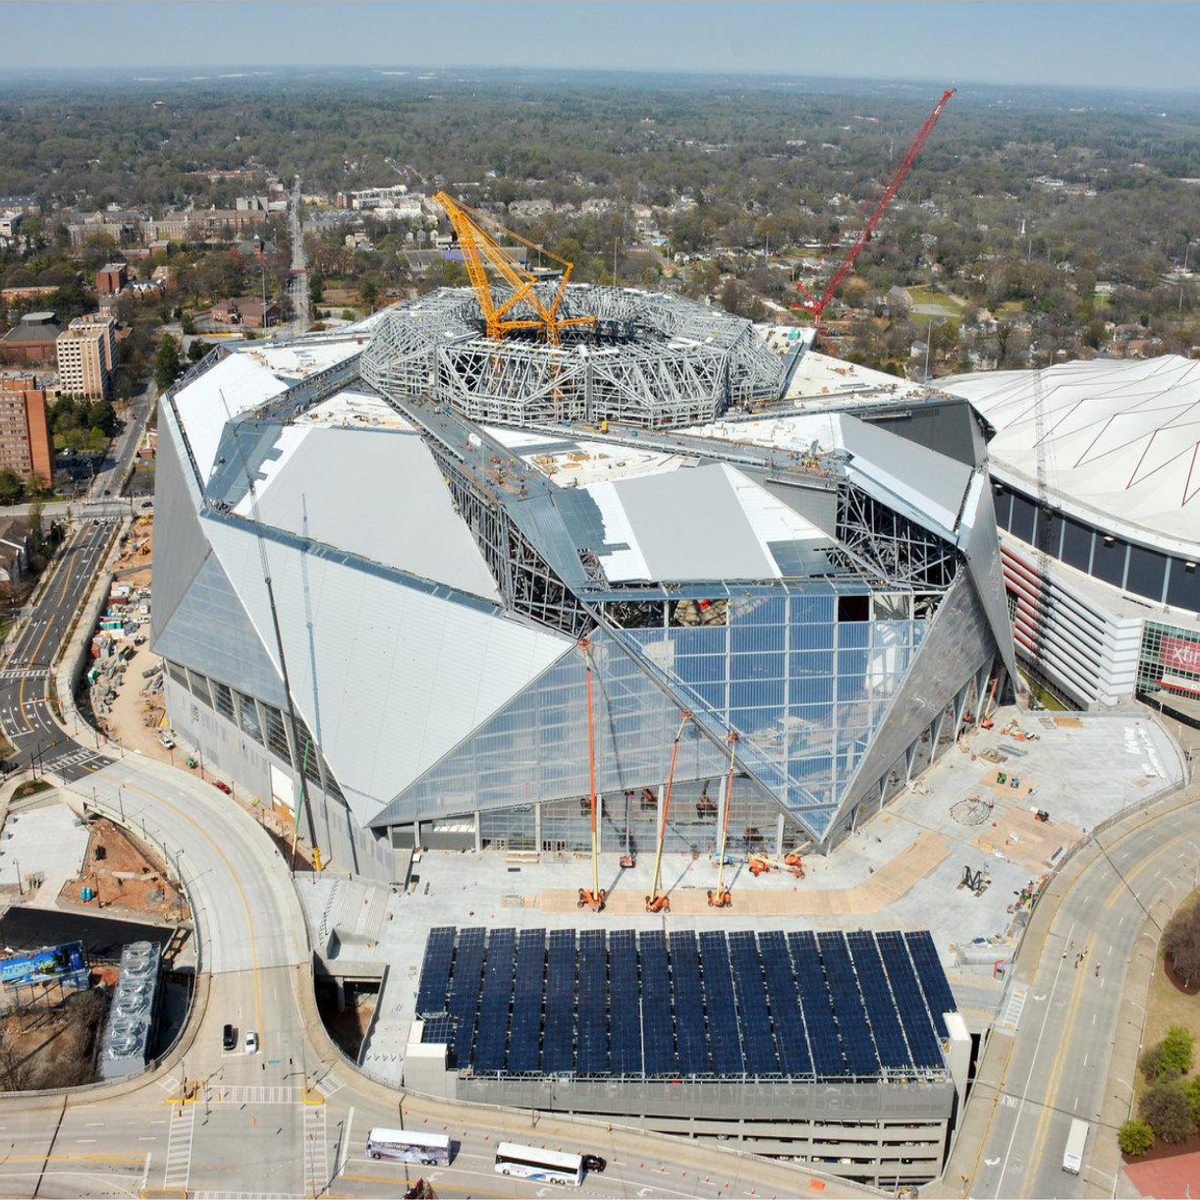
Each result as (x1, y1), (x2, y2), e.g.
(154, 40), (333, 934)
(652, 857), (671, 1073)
(244, 1030), (259, 1054)
(214, 780), (232, 795)
(222, 1024), (236, 1051)
(583, 1155), (607, 1174)
(159, 734), (175, 749)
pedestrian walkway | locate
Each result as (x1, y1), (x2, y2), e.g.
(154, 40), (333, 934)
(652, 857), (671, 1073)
(996, 983), (1028, 1034)
(203, 1084), (304, 1105)
(162, 1106), (195, 1192)
(302, 1105), (328, 1197)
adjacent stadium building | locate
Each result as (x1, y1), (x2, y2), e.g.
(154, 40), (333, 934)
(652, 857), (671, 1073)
(942, 355), (1200, 716)
(152, 287), (1016, 884)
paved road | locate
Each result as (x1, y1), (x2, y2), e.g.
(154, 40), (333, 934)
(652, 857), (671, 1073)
(0, 755), (866, 1200)
(288, 179), (310, 334)
(945, 793), (1200, 1199)
(0, 515), (119, 779)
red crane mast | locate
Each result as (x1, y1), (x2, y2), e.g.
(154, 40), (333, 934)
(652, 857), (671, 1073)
(796, 88), (955, 328)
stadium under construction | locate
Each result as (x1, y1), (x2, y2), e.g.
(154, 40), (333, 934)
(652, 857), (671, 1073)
(152, 280), (1016, 886)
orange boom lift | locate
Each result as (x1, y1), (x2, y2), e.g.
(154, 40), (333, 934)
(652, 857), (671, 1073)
(645, 710), (693, 915)
(708, 732), (739, 909)
(577, 638), (606, 912)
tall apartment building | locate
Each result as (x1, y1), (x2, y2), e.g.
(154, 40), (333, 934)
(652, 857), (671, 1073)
(0, 378), (54, 484)
(56, 314), (117, 399)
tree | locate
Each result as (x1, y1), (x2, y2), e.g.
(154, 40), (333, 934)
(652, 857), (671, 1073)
(180, 313), (195, 336)
(1188, 1076), (1200, 1126)
(187, 338), (212, 363)
(1160, 1026), (1196, 1077)
(1140, 1078), (1196, 1144)
(1118, 1118), (1154, 1157)
(1164, 897), (1200, 986)
(154, 334), (182, 392)
(0, 471), (22, 506)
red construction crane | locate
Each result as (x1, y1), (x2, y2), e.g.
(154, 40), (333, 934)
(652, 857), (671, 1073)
(795, 87), (955, 333)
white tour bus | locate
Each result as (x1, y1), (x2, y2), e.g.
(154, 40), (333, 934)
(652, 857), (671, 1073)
(366, 1128), (451, 1165)
(494, 1142), (584, 1186)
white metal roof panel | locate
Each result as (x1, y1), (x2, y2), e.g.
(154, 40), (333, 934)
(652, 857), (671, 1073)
(173, 353), (288, 483)
(235, 426), (501, 602)
(586, 463), (828, 583)
(201, 515), (569, 825)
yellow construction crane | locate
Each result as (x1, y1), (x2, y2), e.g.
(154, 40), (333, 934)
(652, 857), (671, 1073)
(432, 191), (596, 345)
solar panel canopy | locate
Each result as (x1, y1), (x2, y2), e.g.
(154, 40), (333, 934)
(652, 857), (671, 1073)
(414, 925), (957, 1082)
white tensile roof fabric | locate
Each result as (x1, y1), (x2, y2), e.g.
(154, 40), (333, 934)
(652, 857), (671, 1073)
(942, 355), (1200, 552)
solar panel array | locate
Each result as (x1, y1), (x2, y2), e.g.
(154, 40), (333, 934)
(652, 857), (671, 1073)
(415, 926), (957, 1082)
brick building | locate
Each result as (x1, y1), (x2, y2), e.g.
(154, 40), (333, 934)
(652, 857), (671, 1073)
(0, 312), (62, 366)
(96, 262), (129, 296)
(0, 378), (54, 485)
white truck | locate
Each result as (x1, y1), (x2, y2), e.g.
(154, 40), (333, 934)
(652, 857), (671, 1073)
(1062, 1117), (1089, 1174)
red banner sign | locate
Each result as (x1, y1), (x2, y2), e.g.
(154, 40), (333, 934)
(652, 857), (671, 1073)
(1159, 635), (1200, 675)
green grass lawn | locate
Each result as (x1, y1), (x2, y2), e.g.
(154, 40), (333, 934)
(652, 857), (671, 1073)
(1134, 885), (1200, 1107)
(996, 300), (1027, 317)
(906, 286), (966, 316)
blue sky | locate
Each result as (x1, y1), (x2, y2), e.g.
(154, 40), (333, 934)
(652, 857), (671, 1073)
(4, 2), (1198, 91)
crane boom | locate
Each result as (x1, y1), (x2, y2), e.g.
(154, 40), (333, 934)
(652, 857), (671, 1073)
(797, 88), (955, 324)
(432, 191), (597, 345)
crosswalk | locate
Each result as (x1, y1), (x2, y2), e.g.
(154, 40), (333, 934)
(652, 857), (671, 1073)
(44, 746), (105, 772)
(996, 983), (1029, 1034)
(0, 667), (47, 680)
(303, 1105), (329, 1197)
(204, 1084), (304, 1105)
(313, 1072), (344, 1099)
(163, 1105), (195, 1192)
(191, 1193), (295, 1199)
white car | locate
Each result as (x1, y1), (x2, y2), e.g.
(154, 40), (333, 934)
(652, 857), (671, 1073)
(159, 734), (176, 749)
(244, 1030), (259, 1054)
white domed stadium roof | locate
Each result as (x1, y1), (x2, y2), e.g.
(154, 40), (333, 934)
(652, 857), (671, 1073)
(942, 355), (1200, 555)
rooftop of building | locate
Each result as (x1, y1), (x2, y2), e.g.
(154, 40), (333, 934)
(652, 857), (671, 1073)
(941, 354), (1200, 556)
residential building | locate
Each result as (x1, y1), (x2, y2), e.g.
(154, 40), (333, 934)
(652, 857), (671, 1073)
(0, 312), (62, 366)
(210, 296), (278, 328)
(0, 515), (34, 596)
(0, 377), (54, 484)
(56, 315), (117, 398)
(96, 262), (129, 295)
(0, 211), (23, 240)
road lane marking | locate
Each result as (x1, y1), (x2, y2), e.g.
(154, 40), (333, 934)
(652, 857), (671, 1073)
(991, 919), (1074, 1198)
(1019, 930), (1097, 1192)
(110, 775), (264, 1033)
(339, 1106), (354, 1177)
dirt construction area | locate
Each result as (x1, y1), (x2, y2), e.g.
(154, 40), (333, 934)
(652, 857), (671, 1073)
(0, 988), (107, 1091)
(58, 816), (188, 923)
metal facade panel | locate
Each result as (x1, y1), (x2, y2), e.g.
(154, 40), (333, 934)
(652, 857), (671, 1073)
(247, 426), (501, 602)
(149, 407), (211, 644)
(833, 576), (996, 839)
(201, 515), (569, 826)
(151, 553), (287, 708)
(958, 474), (1019, 680)
(839, 414), (973, 538)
